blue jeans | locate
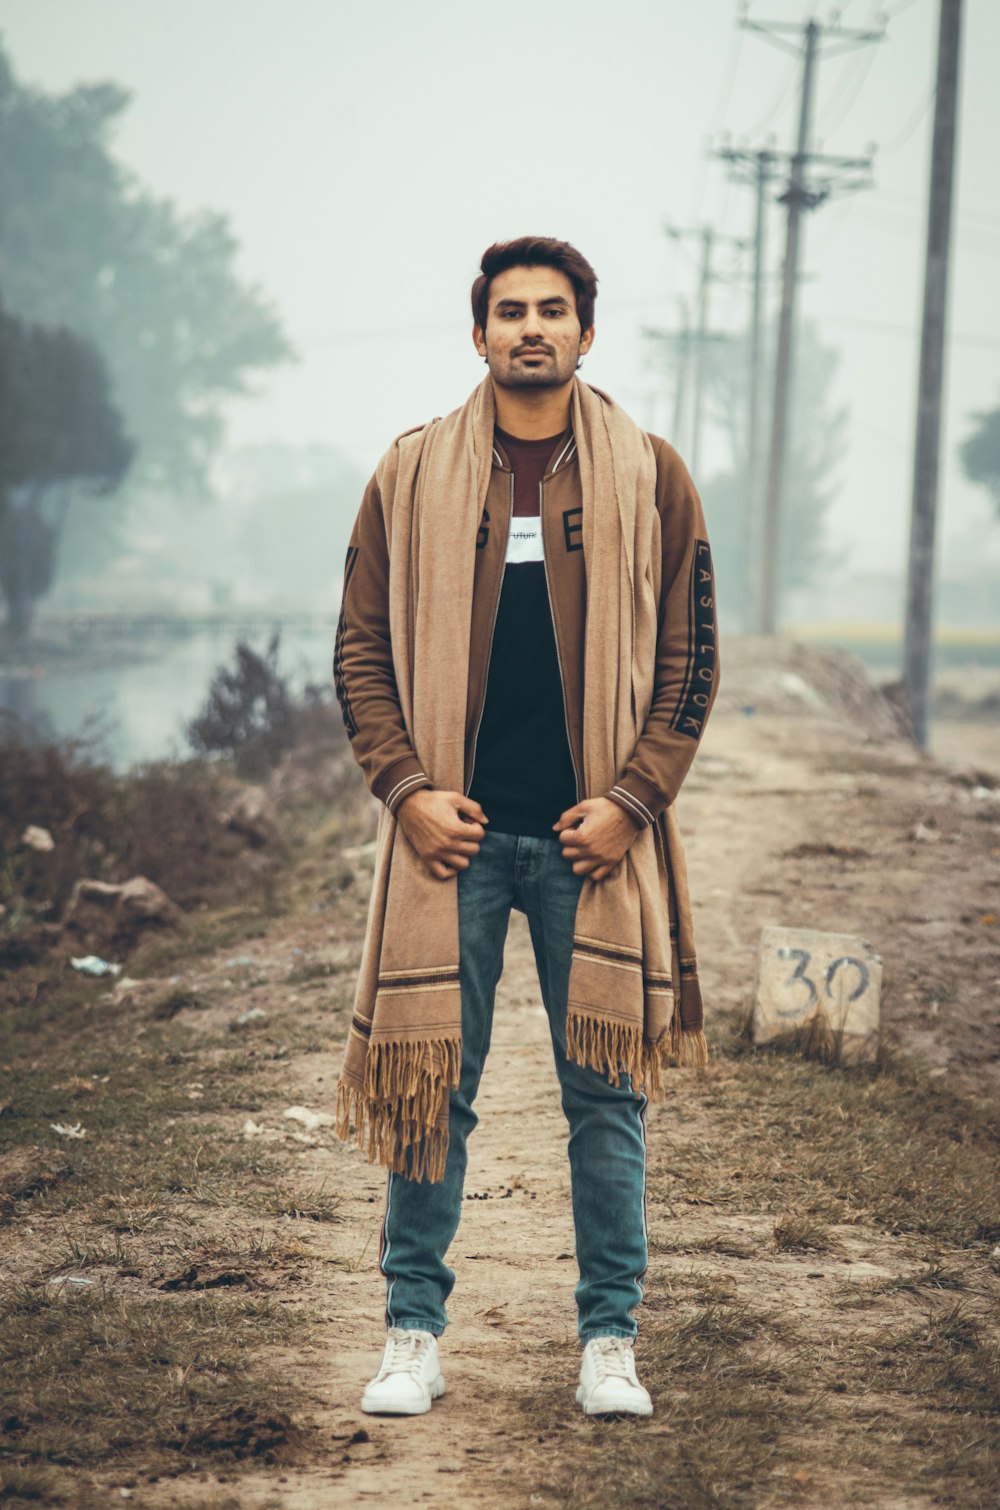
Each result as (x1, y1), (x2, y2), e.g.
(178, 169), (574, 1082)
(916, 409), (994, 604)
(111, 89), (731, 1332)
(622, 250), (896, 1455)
(377, 828), (649, 1345)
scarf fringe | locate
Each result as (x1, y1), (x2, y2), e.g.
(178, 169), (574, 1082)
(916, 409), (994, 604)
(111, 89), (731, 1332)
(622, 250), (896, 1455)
(566, 1009), (708, 1098)
(335, 1034), (461, 1183)
(668, 1014), (709, 1069)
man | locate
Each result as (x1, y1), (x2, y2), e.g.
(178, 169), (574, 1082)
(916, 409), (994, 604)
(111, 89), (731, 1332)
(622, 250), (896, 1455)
(333, 236), (718, 1419)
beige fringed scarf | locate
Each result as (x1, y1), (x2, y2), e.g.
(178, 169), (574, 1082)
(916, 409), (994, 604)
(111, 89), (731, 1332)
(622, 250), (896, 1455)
(336, 376), (708, 1182)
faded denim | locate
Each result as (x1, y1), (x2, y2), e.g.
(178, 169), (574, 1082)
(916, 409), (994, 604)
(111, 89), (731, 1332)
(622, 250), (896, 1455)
(377, 827), (649, 1344)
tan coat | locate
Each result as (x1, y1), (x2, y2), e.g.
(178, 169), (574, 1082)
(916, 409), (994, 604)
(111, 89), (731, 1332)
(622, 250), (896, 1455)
(334, 428), (720, 830)
(333, 380), (720, 1181)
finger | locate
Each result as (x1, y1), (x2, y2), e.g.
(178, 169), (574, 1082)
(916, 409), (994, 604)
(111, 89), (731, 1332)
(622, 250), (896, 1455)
(571, 858), (600, 876)
(553, 805), (586, 831)
(447, 833), (483, 857)
(450, 822), (485, 841)
(590, 863), (615, 881)
(455, 795), (489, 824)
(429, 860), (455, 880)
(440, 851), (472, 870)
(440, 836), (481, 855)
(558, 834), (589, 855)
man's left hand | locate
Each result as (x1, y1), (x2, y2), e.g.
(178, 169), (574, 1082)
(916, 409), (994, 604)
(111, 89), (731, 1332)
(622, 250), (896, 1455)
(553, 797), (641, 881)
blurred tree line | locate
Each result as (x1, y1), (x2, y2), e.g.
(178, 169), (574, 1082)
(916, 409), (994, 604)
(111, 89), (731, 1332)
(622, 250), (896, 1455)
(0, 40), (292, 642)
(960, 399), (1000, 519)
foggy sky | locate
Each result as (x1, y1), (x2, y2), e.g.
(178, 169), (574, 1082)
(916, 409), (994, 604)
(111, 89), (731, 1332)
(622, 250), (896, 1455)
(3, 0), (999, 582)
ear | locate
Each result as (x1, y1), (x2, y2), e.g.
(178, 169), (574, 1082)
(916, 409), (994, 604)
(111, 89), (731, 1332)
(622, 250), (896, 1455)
(579, 324), (595, 357)
(472, 323), (487, 359)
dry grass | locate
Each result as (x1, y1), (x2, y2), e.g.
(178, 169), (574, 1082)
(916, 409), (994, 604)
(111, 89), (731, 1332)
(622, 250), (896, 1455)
(0, 1283), (309, 1500)
(503, 1012), (1000, 1510)
(772, 1212), (844, 1255)
(0, 942), (340, 1504)
(506, 1301), (816, 1510)
(677, 1014), (1000, 1249)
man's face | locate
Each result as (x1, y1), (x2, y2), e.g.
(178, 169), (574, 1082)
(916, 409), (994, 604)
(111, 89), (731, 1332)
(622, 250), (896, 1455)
(473, 265), (594, 390)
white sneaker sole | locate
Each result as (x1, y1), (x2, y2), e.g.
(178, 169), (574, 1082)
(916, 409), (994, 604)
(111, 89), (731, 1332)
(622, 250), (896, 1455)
(576, 1383), (653, 1417)
(361, 1373), (445, 1416)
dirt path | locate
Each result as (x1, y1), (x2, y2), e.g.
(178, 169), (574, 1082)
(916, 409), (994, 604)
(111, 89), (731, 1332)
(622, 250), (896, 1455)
(6, 695), (997, 1508)
(131, 706), (999, 1509)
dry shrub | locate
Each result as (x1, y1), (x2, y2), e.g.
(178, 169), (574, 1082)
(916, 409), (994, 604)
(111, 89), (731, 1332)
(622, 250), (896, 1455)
(0, 727), (245, 924)
(186, 631), (297, 779)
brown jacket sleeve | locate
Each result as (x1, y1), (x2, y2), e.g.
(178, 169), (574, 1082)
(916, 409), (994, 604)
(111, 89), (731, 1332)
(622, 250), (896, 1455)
(605, 435), (720, 829)
(333, 473), (433, 814)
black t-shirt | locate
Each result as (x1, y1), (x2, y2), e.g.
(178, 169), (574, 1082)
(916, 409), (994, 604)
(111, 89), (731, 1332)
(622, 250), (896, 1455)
(467, 427), (578, 838)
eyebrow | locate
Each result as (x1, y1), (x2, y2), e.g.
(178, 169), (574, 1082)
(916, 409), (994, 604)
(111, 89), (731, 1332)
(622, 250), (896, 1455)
(493, 295), (571, 309)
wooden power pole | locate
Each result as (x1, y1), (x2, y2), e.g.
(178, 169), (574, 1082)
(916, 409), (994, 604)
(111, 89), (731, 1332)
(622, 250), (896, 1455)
(903, 0), (965, 749)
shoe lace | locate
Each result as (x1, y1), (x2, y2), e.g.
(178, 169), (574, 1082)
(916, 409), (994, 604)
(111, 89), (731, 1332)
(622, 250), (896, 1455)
(377, 1328), (433, 1380)
(589, 1337), (639, 1384)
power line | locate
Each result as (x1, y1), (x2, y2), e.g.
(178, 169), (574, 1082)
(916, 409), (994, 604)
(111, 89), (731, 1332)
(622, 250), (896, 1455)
(691, 2), (748, 224)
(741, 13), (883, 633)
(816, 34), (881, 137)
(881, 85), (936, 153)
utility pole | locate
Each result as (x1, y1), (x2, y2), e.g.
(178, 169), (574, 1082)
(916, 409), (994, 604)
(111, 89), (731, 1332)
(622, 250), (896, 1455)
(691, 227), (712, 479)
(903, 0), (964, 750)
(671, 299), (692, 450)
(743, 13), (882, 633)
(660, 223), (749, 475)
(715, 145), (782, 630)
(759, 18), (820, 635)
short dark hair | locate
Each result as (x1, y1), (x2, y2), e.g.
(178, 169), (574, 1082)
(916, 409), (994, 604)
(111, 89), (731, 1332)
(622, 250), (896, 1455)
(471, 236), (598, 332)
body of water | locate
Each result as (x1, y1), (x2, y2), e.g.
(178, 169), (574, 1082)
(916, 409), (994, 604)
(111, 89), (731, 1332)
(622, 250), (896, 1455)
(0, 621), (340, 772)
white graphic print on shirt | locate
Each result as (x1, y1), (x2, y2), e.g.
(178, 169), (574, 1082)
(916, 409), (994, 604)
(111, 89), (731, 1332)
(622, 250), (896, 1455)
(504, 515), (544, 565)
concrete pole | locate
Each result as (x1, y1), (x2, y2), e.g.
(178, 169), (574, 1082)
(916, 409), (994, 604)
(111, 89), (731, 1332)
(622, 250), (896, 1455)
(902, 0), (964, 748)
(757, 20), (820, 634)
(690, 227), (713, 480)
(743, 150), (772, 632)
(672, 299), (692, 451)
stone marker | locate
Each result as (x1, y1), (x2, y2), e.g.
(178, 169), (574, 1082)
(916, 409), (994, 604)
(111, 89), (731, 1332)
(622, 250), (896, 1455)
(752, 926), (882, 1063)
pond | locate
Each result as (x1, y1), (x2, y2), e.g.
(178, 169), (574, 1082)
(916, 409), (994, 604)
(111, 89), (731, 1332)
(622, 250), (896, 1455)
(0, 619), (340, 772)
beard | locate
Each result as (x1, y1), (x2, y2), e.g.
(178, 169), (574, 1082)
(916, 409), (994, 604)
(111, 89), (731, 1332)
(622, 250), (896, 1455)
(485, 345), (579, 390)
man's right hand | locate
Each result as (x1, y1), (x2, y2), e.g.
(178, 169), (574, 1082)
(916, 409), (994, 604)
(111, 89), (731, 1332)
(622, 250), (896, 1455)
(395, 789), (489, 881)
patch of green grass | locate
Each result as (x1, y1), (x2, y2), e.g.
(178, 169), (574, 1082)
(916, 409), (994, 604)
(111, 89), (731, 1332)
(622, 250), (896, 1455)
(128, 907), (276, 975)
(283, 958), (354, 986)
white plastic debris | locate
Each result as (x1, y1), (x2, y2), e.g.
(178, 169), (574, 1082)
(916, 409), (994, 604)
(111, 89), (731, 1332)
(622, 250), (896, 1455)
(283, 1105), (334, 1132)
(47, 1274), (94, 1288)
(21, 824), (55, 851)
(242, 1118), (266, 1138)
(235, 1006), (268, 1026)
(70, 955), (122, 977)
(50, 1122), (87, 1139)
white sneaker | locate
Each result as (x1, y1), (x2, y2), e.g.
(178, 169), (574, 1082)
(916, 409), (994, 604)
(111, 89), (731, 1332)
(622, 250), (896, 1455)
(360, 1327), (445, 1416)
(576, 1336), (653, 1417)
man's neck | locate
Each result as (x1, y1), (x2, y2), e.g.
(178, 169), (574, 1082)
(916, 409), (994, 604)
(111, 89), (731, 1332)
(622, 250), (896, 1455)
(491, 378), (573, 439)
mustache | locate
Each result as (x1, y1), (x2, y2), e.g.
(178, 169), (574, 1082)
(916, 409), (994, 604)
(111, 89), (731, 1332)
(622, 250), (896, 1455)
(513, 343), (554, 357)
